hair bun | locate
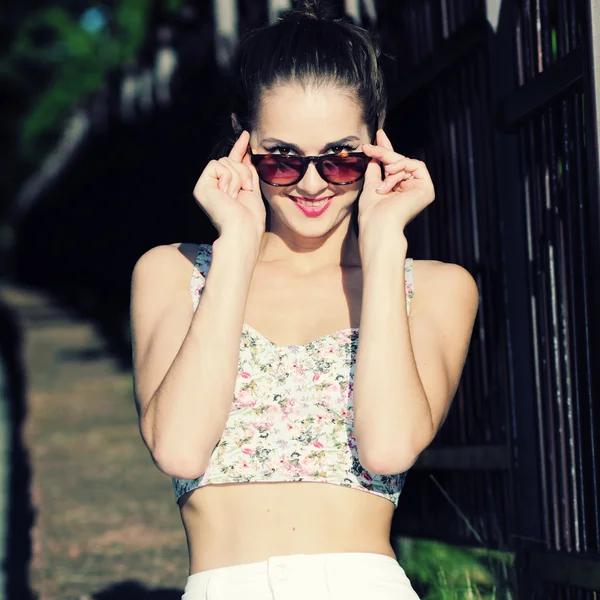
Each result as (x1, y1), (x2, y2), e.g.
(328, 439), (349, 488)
(283, 0), (336, 21)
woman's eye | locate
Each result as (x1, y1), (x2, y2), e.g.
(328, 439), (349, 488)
(329, 145), (355, 154)
(271, 146), (295, 155)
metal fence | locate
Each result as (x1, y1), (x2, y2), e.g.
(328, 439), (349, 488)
(372, 0), (600, 597)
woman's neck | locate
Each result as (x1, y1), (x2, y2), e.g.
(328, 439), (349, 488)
(258, 217), (361, 273)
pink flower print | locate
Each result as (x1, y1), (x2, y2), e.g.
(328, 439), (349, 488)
(253, 421), (273, 432)
(240, 371), (251, 379)
(236, 390), (256, 408)
(313, 441), (323, 449)
(281, 399), (296, 416)
(242, 447), (253, 455)
(313, 374), (320, 382)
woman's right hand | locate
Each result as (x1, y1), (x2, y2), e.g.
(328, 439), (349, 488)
(193, 130), (265, 241)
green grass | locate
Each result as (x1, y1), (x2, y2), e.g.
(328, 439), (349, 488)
(395, 537), (516, 599)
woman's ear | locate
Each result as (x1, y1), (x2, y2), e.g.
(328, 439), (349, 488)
(231, 113), (243, 136)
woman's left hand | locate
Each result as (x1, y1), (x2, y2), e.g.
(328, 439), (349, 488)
(358, 129), (435, 242)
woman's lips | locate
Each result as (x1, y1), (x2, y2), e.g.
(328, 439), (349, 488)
(291, 196), (333, 217)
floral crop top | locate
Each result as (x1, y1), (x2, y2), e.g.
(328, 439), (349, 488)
(172, 244), (415, 507)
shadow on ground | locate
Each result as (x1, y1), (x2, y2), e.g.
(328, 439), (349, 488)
(0, 299), (35, 600)
(93, 582), (182, 599)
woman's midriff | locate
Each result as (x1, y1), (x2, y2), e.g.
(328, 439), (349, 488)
(179, 481), (397, 575)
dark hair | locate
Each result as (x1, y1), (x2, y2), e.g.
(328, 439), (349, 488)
(227, 5), (387, 144)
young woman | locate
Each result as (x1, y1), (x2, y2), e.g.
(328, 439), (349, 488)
(130, 7), (479, 600)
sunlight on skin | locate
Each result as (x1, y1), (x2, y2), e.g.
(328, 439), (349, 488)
(249, 84), (372, 266)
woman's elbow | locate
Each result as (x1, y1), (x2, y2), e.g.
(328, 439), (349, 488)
(359, 445), (422, 476)
(140, 425), (209, 479)
(151, 450), (208, 480)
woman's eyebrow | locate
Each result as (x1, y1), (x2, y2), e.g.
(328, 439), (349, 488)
(261, 136), (362, 153)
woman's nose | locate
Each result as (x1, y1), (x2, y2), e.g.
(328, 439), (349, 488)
(295, 161), (329, 195)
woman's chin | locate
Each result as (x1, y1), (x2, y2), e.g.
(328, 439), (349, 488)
(268, 201), (355, 239)
(275, 212), (350, 240)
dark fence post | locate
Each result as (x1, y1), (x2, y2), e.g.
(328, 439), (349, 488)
(487, 1), (543, 595)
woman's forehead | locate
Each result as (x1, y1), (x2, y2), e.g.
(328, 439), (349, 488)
(255, 83), (368, 149)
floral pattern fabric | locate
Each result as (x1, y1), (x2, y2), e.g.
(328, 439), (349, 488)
(173, 244), (415, 507)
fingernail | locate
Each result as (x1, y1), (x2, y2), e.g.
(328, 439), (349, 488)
(232, 190), (238, 198)
(376, 183), (385, 190)
(244, 178), (253, 191)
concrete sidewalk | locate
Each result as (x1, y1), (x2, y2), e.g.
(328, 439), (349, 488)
(0, 284), (186, 600)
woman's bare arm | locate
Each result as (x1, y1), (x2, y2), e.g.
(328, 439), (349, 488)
(130, 233), (259, 479)
(353, 239), (479, 475)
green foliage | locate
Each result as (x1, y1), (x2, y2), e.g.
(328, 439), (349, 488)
(7, 2), (150, 161)
(396, 538), (516, 599)
(2, 1), (184, 171)
(0, 1), (197, 232)
(113, 0), (151, 62)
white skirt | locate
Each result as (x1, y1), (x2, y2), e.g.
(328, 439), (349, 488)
(182, 551), (421, 599)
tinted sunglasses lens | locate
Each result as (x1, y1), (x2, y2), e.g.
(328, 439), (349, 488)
(321, 155), (368, 183)
(256, 155), (303, 185)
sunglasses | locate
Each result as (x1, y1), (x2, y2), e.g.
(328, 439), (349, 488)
(248, 146), (371, 186)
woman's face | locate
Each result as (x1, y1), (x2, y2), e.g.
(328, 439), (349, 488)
(249, 83), (371, 241)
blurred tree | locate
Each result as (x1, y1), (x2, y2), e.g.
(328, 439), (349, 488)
(0, 0), (184, 221)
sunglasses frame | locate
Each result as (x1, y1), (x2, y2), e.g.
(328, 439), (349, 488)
(247, 145), (371, 186)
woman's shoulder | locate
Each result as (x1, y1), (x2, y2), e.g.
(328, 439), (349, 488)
(131, 243), (212, 285)
(412, 258), (475, 283)
(134, 242), (211, 266)
(410, 259), (479, 310)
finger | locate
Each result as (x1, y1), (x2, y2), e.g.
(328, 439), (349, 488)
(194, 160), (230, 198)
(217, 168), (232, 193)
(242, 151), (260, 190)
(376, 129), (394, 151)
(201, 159), (232, 192)
(395, 177), (421, 191)
(363, 157), (383, 188)
(362, 143), (404, 166)
(384, 157), (426, 178)
(221, 156), (253, 193)
(377, 171), (416, 195)
(228, 130), (251, 163)
(384, 159), (410, 174)
(219, 158), (242, 197)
